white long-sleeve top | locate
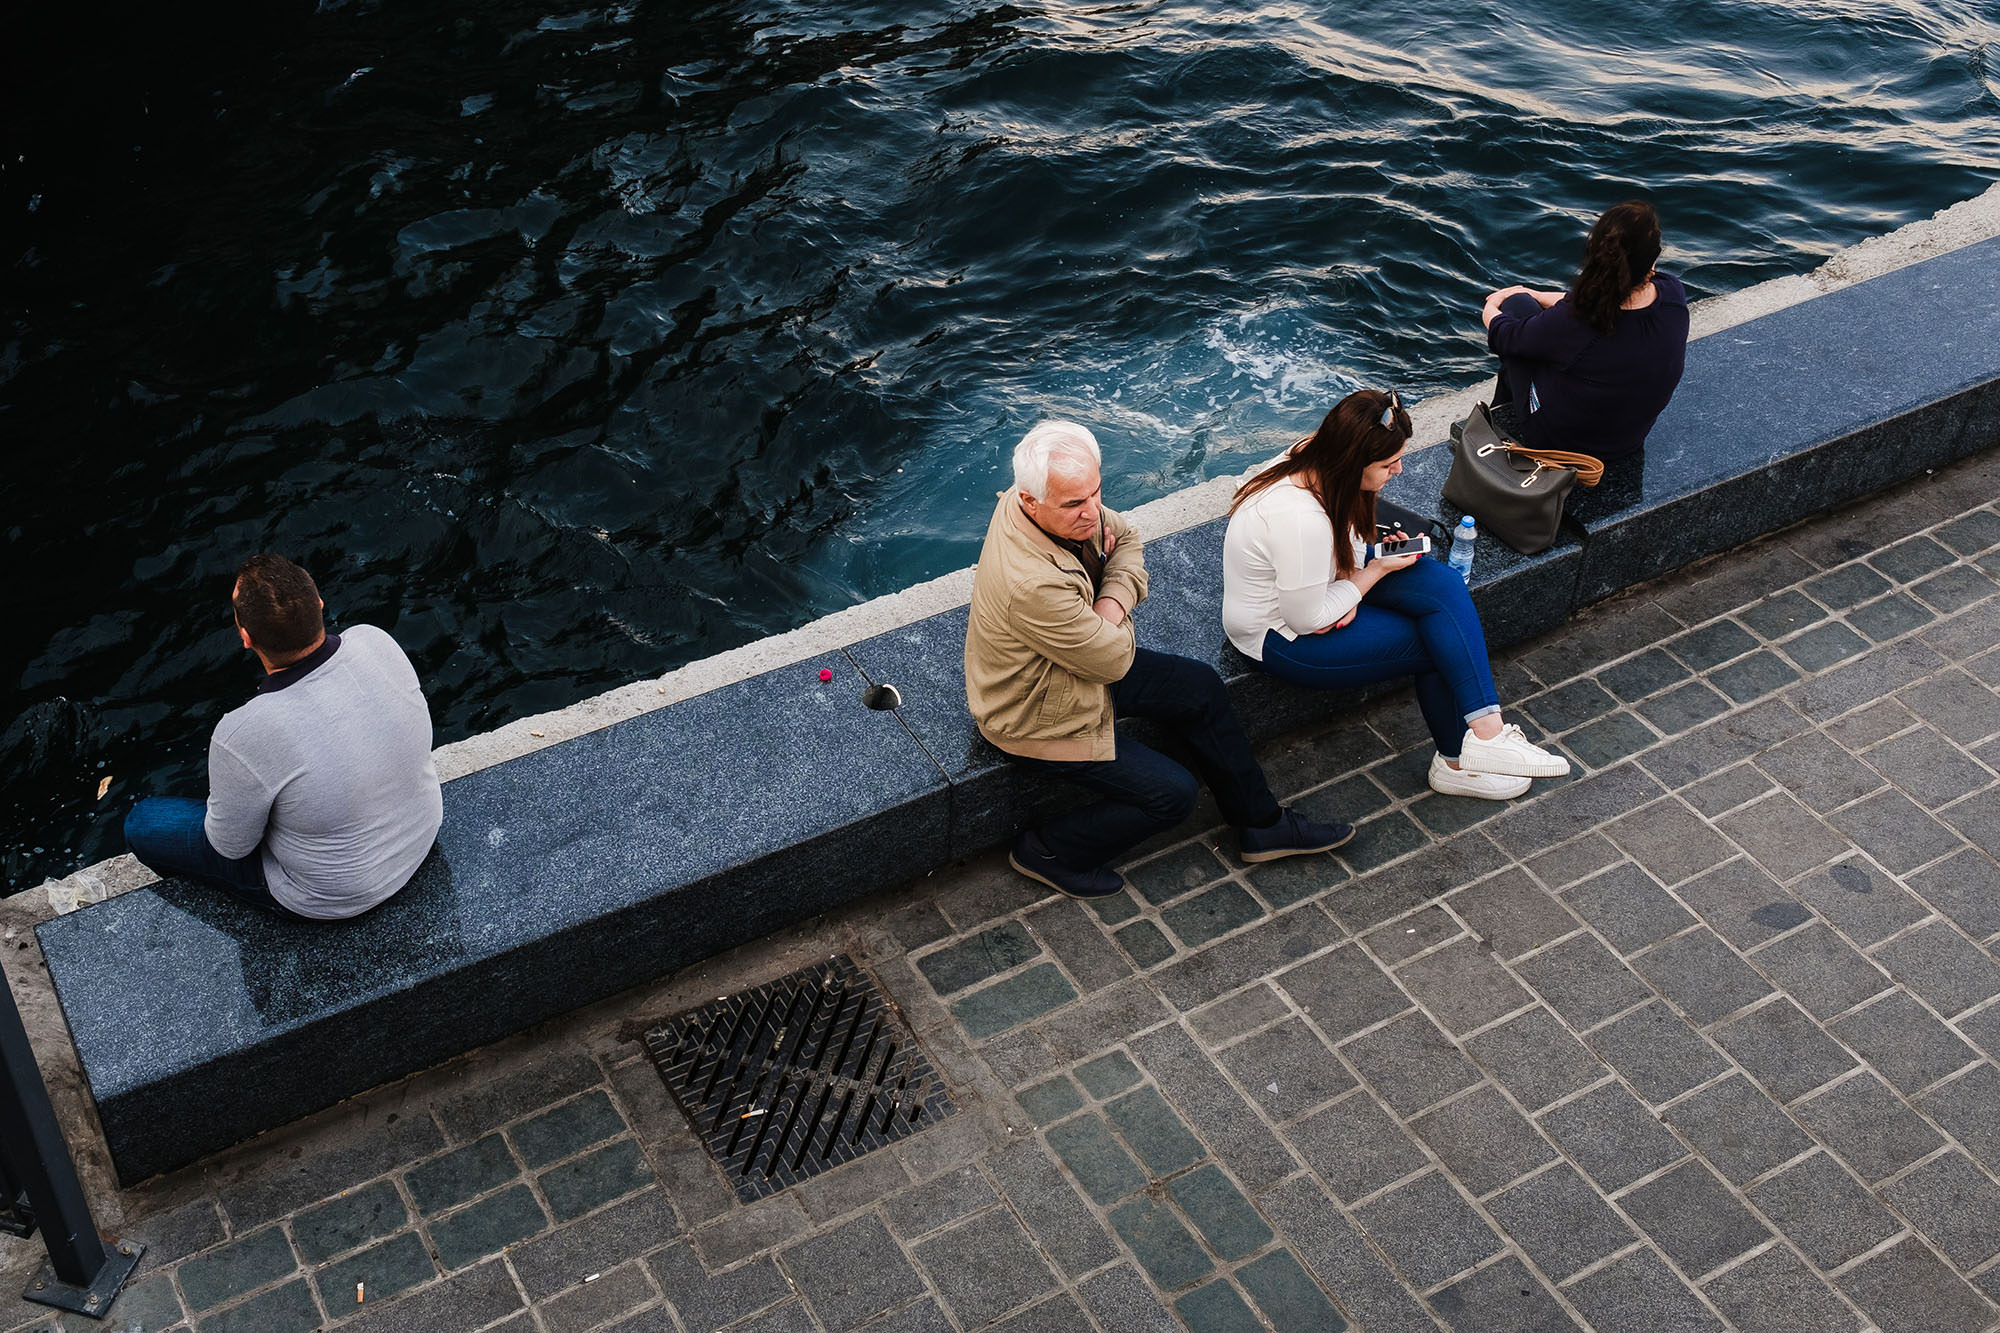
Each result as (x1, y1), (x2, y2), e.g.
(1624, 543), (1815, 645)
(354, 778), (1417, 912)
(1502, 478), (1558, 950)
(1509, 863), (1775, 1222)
(1222, 478), (1367, 659)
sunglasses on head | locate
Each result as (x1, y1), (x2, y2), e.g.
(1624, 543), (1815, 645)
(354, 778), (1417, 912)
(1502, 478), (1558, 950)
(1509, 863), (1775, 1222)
(1380, 391), (1401, 429)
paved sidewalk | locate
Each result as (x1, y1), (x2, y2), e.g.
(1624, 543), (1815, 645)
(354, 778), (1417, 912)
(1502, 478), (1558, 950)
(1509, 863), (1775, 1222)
(10, 450), (2000, 1332)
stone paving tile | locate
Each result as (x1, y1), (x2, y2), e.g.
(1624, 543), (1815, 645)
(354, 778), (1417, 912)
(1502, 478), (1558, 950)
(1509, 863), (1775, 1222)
(217, 1112), (446, 1230)
(1217, 1018), (1356, 1122)
(1018, 1075), (1084, 1124)
(1683, 763), (1775, 817)
(310, 1230), (438, 1311)
(1259, 1176), (1442, 1333)
(1352, 1171), (1502, 1291)
(1123, 843), (1231, 905)
(1700, 1245), (1860, 1333)
(1286, 1091), (1429, 1203)
(1392, 938), (1532, 1035)
(1234, 1248), (1349, 1333)
(1409, 1085), (1557, 1197)
(1154, 905), (1344, 1010)
(1717, 792), (1853, 882)
(1903, 668), (2000, 744)
(1537, 1082), (1688, 1192)
(1565, 1248), (1727, 1332)
(1672, 857), (1810, 950)
(984, 1138), (1120, 1279)
(514, 1189), (676, 1301)
(1026, 897), (1134, 992)
(650, 1242), (791, 1333)
(1168, 1164), (1273, 1262)
(1881, 1149), (2000, 1270)
(1045, 1113), (1148, 1204)
(912, 1208), (1057, 1328)
(292, 1177), (407, 1263)
(1340, 1011), (1482, 1117)
(1659, 1073), (1811, 1185)
(1906, 846), (2000, 940)
(1524, 831), (1623, 888)
(1756, 729), (1885, 813)
(198, 1279), (321, 1333)
(1620, 1159), (1772, 1278)
(1447, 865), (1582, 958)
(1429, 1254), (1581, 1332)
(1914, 1063), (2000, 1175)
(1562, 862), (1694, 955)
(783, 1215), (931, 1332)
(1633, 927), (1775, 1026)
(1130, 1023), (1300, 1191)
(1115, 918), (1177, 969)
(1828, 989), (1981, 1093)
(1077, 1264), (1181, 1333)
(176, 1225), (299, 1313)
(429, 1182), (549, 1270)
(915, 922), (1040, 995)
(1463, 1006), (1609, 1111)
(1795, 1072), (1947, 1182)
(1514, 932), (1655, 1030)
(949, 963), (1078, 1038)
(1187, 983), (1289, 1041)
(1486, 1162), (1636, 1281)
(1108, 1194), (1214, 1291)
(1584, 1001), (1731, 1105)
(1830, 787), (1966, 873)
(1834, 1235), (1998, 1333)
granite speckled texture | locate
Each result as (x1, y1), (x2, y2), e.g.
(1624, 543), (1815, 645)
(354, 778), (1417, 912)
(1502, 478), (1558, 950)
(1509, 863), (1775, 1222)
(39, 658), (952, 1183)
(1564, 234), (2000, 603)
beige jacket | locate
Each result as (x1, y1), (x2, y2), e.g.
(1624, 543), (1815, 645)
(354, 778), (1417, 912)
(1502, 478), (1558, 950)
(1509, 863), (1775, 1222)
(964, 490), (1149, 761)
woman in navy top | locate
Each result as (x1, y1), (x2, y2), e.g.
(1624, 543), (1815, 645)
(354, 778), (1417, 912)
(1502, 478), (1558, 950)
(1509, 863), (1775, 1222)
(1479, 201), (1689, 461)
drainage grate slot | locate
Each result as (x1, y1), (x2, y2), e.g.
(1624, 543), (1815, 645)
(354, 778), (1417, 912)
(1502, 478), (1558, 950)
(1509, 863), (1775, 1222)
(642, 955), (956, 1200)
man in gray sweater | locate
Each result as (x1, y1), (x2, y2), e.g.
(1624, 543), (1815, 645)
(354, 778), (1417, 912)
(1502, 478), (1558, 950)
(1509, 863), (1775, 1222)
(123, 555), (443, 920)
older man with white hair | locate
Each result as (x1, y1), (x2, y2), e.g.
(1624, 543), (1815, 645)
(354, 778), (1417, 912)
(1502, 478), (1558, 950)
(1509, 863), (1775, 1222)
(964, 420), (1353, 899)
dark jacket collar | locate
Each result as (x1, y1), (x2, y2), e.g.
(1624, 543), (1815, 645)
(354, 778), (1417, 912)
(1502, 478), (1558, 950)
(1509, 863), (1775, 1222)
(256, 633), (341, 695)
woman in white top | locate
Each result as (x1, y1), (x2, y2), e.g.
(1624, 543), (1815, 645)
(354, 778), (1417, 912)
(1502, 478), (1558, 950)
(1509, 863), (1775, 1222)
(1222, 389), (1568, 799)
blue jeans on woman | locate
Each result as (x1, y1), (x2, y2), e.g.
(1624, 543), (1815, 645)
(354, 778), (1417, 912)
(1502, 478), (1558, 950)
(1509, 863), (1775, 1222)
(1010, 648), (1283, 870)
(1258, 555), (1501, 758)
(124, 797), (303, 917)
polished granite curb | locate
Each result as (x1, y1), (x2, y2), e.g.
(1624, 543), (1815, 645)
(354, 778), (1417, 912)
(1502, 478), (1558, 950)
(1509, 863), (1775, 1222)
(39, 235), (2000, 1185)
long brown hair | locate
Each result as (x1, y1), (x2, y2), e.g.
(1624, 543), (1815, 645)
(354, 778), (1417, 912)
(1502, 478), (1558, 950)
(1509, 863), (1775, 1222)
(1571, 201), (1662, 335)
(1231, 389), (1412, 578)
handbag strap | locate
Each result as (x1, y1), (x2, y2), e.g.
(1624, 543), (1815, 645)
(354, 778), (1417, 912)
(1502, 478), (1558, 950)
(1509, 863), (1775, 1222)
(1500, 443), (1604, 487)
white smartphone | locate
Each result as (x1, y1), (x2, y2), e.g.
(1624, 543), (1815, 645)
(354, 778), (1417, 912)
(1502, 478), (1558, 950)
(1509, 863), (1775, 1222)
(1367, 534), (1432, 561)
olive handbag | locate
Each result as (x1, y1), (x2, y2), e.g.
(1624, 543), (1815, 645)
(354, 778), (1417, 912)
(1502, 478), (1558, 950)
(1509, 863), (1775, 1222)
(1441, 403), (1604, 555)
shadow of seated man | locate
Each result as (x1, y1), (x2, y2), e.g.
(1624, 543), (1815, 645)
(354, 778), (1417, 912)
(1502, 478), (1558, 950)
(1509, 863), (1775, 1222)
(124, 554), (442, 922)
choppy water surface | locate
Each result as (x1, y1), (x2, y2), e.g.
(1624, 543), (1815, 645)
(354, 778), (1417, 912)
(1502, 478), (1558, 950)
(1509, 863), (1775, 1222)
(4, 0), (1998, 887)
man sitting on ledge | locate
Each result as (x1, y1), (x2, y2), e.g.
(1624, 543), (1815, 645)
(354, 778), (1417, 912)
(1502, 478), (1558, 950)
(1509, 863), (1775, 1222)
(124, 554), (442, 920)
(965, 421), (1354, 899)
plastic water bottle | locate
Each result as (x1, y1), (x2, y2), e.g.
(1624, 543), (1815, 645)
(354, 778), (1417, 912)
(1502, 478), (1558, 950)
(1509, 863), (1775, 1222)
(1448, 516), (1477, 583)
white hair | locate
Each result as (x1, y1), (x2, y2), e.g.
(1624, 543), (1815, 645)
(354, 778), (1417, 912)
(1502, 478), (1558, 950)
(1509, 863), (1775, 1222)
(1012, 421), (1101, 501)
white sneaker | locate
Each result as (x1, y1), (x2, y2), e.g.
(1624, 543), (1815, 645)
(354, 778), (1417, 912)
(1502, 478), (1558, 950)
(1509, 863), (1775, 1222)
(1456, 723), (1571, 779)
(1429, 752), (1532, 801)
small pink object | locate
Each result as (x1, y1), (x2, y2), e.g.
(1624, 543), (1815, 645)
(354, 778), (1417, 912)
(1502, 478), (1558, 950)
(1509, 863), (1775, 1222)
(818, 668), (833, 682)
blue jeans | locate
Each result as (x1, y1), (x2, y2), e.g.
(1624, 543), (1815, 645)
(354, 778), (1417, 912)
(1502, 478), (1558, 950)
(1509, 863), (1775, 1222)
(1011, 649), (1282, 870)
(124, 797), (301, 917)
(1258, 555), (1501, 758)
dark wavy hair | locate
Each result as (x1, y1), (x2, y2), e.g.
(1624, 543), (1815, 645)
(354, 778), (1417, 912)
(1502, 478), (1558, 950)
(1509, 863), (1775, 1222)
(233, 554), (324, 658)
(1570, 201), (1662, 335)
(1231, 389), (1412, 578)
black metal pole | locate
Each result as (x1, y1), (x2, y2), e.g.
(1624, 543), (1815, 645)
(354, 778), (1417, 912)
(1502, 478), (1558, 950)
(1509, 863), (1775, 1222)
(0, 966), (141, 1318)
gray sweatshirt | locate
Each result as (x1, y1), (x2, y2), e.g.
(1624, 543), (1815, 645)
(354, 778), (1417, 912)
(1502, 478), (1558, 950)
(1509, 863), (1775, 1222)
(204, 625), (443, 919)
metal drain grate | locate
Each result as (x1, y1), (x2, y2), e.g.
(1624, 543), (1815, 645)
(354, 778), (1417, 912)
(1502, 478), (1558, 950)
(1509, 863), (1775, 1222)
(642, 955), (956, 1200)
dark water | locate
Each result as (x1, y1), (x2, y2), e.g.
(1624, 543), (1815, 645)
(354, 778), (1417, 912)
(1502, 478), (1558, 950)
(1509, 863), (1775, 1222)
(3, 0), (1997, 890)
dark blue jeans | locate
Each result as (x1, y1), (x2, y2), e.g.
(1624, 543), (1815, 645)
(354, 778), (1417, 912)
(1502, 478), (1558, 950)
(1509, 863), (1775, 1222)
(1012, 649), (1282, 870)
(124, 796), (302, 917)
(1259, 555), (1501, 758)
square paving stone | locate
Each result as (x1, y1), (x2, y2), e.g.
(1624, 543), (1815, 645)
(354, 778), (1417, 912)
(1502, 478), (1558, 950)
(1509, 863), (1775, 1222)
(1089, 890), (1144, 926)
(1565, 1248), (1727, 1332)
(1524, 834), (1622, 889)
(1526, 678), (1620, 733)
(1463, 1007), (1608, 1112)
(1793, 640), (1945, 723)
(1129, 1025), (1298, 1192)
(1902, 669), (2000, 744)
(1756, 731), (1885, 814)
(1447, 867), (1582, 958)
(1029, 897), (1137, 993)
(1125, 844), (1232, 905)
(884, 1165), (998, 1240)
(1866, 727), (1994, 810)
(1275, 943), (1409, 1041)
(1669, 620), (1759, 671)
(1941, 786), (2000, 863)
(1742, 591), (1827, 641)
(1188, 984), (1289, 1043)
(539, 1138), (653, 1221)
(1392, 939), (1532, 1036)
(1673, 858), (1812, 950)
(293, 1178), (408, 1263)
(986, 1139), (1119, 1279)
(1713, 998), (1857, 1103)
(1884, 1150), (2000, 1272)
(177, 1225), (299, 1312)
(1244, 852), (1349, 909)
(1368, 746), (1439, 800)
(1746, 1150), (1900, 1269)
(1486, 1162), (1634, 1280)
(1163, 883), (1266, 949)
(1793, 859), (1930, 947)
(1168, 1164), (1273, 1261)
(1701, 1244), (1859, 1333)
(1536, 1083), (1686, 1192)
(1660, 1073), (1811, 1184)
(1620, 1159), (1771, 1277)
(1563, 713), (1661, 770)
(199, 1279), (322, 1333)
(1173, 1279), (1263, 1332)
(1045, 1113), (1149, 1204)
(1114, 920), (1175, 969)
(1296, 772), (1395, 827)
(1340, 811), (1432, 874)
(1873, 534), (1959, 582)
(1831, 989), (1981, 1093)
(1828, 698), (1919, 749)
(1075, 1050), (1142, 1100)
(1339, 1012), (1482, 1117)
(1104, 1085), (1206, 1177)
(1409, 791), (1510, 838)
(1915, 1064), (2000, 1174)
(1829, 788), (1965, 874)
(1429, 1255), (1580, 1333)
(407, 1135), (520, 1216)
(1286, 1093), (1429, 1203)
(1513, 933), (1654, 1030)
(1606, 798), (1735, 885)
(1639, 681), (1733, 735)
(1585, 1001), (1730, 1104)
(312, 1231), (437, 1311)
(1956, 1002), (2000, 1063)
(913, 1207), (1058, 1329)
(1850, 593), (1935, 641)
(1914, 565), (1997, 614)
(1876, 917), (2000, 1016)
(1601, 649), (1692, 702)
(1218, 1019), (1356, 1123)
(1806, 562), (1892, 609)
(1633, 927), (1774, 1026)
(1684, 764), (1775, 817)
(428, 1183), (548, 1271)
(1108, 1195), (1214, 1291)
(513, 1090), (629, 1169)
(1234, 1249), (1348, 1333)
(1712, 650), (1803, 705)
(1780, 620), (1872, 672)
(1562, 862), (1694, 954)
(1718, 794), (1852, 882)
(783, 1215), (930, 1332)
(1795, 1072), (1946, 1181)
(951, 964), (1078, 1039)
(1938, 510), (2000, 555)
(1362, 907), (1462, 965)
(1488, 761), (1665, 860)
(1352, 1171), (1501, 1291)
(1409, 1085), (1556, 1197)
(1019, 1076), (1085, 1125)
(1153, 905), (1346, 1012)
(1834, 1236), (1998, 1333)
(1078, 1264), (1183, 1333)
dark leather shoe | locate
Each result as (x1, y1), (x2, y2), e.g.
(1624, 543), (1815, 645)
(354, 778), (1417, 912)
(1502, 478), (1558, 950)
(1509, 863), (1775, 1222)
(1238, 808), (1355, 863)
(1008, 831), (1126, 899)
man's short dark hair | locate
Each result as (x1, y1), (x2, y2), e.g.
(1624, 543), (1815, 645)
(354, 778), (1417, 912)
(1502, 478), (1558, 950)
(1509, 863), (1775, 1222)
(233, 555), (324, 657)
